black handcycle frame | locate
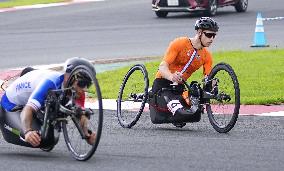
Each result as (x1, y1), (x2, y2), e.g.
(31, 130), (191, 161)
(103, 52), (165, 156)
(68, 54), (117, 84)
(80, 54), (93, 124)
(117, 62), (240, 133)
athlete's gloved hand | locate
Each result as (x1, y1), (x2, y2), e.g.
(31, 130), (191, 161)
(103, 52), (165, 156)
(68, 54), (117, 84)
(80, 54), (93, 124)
(202, 76), (212, 92)
(171, 71), (183, 83)
(74, 105), (83, 117)
(25, 130), (41, 147)
(202, 76), (209, 85)
(84, 108), (93, 119)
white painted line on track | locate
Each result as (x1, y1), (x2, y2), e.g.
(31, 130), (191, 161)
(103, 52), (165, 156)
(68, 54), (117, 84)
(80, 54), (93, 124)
(253, 111), (284, 117)
(86, 99), (117, 110)
(13, 3), (67, 9)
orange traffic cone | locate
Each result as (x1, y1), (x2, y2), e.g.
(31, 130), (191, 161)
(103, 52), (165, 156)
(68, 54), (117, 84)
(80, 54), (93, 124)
(251, 12), (269, 47)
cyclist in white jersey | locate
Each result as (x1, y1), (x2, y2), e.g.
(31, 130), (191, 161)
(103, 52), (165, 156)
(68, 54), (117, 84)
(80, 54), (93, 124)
(2, 70), (63, 112)
(0, 57), (96, 147)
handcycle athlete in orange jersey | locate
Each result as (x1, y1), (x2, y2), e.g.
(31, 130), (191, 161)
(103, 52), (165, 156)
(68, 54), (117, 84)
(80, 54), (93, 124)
(151, 17), (219, 120)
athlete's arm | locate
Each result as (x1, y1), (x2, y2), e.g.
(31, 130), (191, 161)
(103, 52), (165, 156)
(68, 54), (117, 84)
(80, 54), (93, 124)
(22, 79), (56, 147)
(159, 61), (182, 83)
(27, 79), (56, 111)
(21, 105), (35, 133)
(159, 38), (183, 83)
(203, 51), (213, 76)
(21, 105), (41, 147)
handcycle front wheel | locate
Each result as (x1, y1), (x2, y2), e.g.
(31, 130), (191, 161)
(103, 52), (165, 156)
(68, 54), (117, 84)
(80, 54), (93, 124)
(117, 64), (149, 128)
(206, 62), (240, 133)
(62, 65), (103, 161)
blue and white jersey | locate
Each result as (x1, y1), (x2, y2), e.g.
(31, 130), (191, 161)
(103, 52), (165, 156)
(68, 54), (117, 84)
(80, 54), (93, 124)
(1, 69), (64, 112)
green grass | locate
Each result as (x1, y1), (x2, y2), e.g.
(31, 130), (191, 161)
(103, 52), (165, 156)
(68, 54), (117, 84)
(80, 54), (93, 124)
(0, 0), (67, 8)
(213, 49), (284, 105)
(96, 49), (284, 105)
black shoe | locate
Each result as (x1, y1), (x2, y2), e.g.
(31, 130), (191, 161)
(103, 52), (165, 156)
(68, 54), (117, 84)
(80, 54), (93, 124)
(175, 107), (195, 115)
(174, 97), (199, 115)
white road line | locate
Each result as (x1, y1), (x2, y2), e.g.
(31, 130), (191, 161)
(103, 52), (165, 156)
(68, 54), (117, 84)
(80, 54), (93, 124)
(253, 111), (284, 117)
(13, 3), (67, 9)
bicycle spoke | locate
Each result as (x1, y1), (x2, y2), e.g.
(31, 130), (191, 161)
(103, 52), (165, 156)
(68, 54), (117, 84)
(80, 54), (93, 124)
(206, 63), (240, 133)
(62, 66), (103, 161)
(117, 64), (149, 128)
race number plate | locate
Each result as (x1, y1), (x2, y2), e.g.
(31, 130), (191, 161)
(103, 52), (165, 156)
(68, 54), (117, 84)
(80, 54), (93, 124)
(167, 0), (179, 6)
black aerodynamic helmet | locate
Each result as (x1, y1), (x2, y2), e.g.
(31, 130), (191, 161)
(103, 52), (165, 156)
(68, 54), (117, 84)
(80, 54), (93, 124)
(64, 57), (95, 74)
(194, 17), (219, 32)
(64, 57), (94, 87)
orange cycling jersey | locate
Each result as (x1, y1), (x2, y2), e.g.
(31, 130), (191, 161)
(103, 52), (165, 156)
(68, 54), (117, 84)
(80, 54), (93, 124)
(156, 37), (213, 80)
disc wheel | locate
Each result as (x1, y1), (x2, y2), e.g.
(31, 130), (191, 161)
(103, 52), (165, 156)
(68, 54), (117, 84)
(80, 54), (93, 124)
(62, 65), (103, 161)
(206, 63), (240, 133)
(117, 64), (149, 128)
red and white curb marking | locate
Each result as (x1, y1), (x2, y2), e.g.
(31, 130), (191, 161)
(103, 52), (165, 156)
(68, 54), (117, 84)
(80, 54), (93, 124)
(0, 0), (105, 13)
(86, 100), (284, 117)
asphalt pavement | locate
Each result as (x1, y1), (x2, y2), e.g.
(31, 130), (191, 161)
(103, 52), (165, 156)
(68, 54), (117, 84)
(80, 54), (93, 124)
(0, 0), (283, 170)
(0, 0), (283, 69)
(0, 110), (283, 171)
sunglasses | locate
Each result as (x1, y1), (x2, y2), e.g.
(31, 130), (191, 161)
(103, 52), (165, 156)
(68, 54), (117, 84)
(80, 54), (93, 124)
(77, 79), (91, 88)
(203, 32), (216, 39)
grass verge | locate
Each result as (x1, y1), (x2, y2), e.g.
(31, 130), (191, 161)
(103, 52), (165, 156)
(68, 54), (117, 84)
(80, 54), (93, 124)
(0, 0), (68, 8)
(96, 49), (284, 105)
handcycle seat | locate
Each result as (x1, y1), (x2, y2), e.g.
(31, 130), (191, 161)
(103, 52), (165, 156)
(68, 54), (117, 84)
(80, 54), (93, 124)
(148, 88), (201, 124)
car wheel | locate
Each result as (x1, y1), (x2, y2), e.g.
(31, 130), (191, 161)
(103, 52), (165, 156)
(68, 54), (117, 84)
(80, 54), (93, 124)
(235, 0), (248, 12)
(204, 0), (217, 16)
(155, 11), (168, 18)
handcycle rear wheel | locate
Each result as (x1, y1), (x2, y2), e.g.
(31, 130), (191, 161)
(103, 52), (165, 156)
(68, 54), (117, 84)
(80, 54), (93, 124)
(62, 65), (103, 161)
(206, 62), (240, 133)
(117, 64), (149, 128)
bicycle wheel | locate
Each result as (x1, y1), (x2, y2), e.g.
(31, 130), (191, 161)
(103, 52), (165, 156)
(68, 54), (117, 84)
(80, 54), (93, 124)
(206, 62), (240, 133)
(62, 65), (103, 161)
(117, 64), (149, 128)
